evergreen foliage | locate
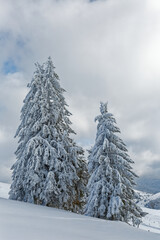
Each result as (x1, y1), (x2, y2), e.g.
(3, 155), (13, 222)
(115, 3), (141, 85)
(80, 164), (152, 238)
(9, 57), (87, 213)
(85, 102), (142, 226)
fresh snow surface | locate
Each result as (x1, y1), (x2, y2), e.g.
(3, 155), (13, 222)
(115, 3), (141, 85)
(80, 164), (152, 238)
(140, 207), (160, 234)
(0, 183), (160, 240)
(1, 198), (160, 240)
(0, 183), (159, 240)
(135, 190), (160, 233)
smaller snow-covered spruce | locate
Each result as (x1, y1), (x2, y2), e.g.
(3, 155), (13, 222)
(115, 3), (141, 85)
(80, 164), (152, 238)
(9, 57), (87, 213)
(85, 102), (142, 226)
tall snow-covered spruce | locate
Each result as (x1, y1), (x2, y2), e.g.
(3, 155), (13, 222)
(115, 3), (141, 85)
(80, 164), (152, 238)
(9, 57), (87, 213)
(85, 102), (142, 226)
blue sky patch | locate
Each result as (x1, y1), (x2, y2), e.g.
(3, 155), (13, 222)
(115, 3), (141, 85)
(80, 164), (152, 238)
(16, 37), (26, 48)
(0, 31), (11, 43)
(2, 59), (18, 74)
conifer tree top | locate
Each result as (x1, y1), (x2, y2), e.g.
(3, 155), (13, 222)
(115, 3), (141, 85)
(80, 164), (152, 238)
(100, 102), (108, 115)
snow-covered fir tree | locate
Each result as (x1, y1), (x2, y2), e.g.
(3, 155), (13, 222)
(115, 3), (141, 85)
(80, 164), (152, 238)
(85, 102), (142, 226)
(9, 57), (87, 213)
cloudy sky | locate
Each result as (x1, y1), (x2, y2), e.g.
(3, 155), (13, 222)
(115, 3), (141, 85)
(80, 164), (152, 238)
(0, 0), (160, 183)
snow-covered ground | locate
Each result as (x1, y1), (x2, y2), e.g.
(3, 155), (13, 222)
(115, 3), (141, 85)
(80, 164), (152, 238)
(140, 207), (160, 234)
(0, 182), (160, 240)
(135, 190), (160, 234)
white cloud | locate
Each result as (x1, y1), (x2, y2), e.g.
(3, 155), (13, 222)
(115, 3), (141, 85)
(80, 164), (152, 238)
(0, 129), (6, 143)
(0, 0), (160, 182)
(129, 149), (160, 177)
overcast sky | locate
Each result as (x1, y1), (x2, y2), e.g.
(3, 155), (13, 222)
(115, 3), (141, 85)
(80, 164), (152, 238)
(0, 0), (160, 183)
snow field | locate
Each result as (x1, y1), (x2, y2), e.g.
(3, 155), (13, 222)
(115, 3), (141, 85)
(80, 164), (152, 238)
(139, 207), (160, 234)
(0, 197), (160, 240)
(0, 183), (159, 240)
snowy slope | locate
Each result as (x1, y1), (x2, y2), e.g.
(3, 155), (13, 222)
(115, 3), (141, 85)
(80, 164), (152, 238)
(148, 192), (160, 202)
(1, 198), (160, 240)
(140, 207), (160, 234)
(135, 190), (160, 209)
(134, 190), (160, 233)
(145, 193), (160, 209)
(0, 183), (159, 240)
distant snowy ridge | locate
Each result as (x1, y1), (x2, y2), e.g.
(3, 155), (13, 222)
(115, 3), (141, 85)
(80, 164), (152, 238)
(135, 190), (160, 209)
(145, 193), (160, 210)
